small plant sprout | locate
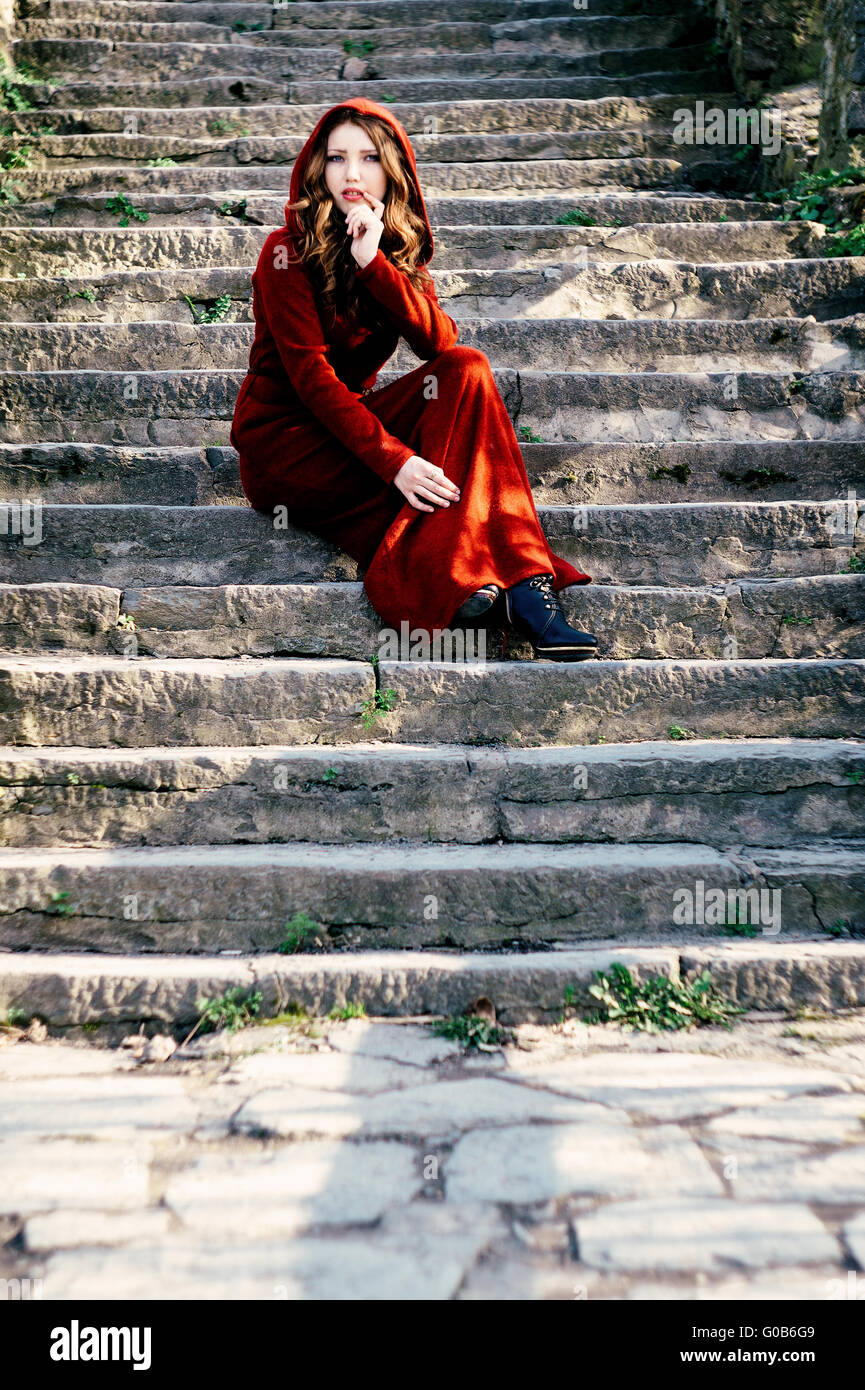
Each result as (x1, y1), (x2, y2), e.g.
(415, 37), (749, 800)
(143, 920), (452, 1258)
(49, 890), (75, 916)
(4, 1005), (29, 1028)
(781, 613), (814, 627)
(321, 767), (338, 784)
(554, 207), (596, 226)
(328, 1001), (367, 1021)
(668, 724), (695, 740)
(66, 771), (80, 784)
(278, 910), (323, 954)
(360, 687), (397, 730)
(841, 553), (865, 573)
(518, 424), (544, 443)
(105, 193), (149, 226)
(146, 157), (177, 167)
(116, 613), (136, 631)
(183, 292), (232, 324)
(184, 987), (263, 1044)
(343, 38), (376, 57)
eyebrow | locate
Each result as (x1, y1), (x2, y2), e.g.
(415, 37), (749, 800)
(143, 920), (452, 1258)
(326, 146), (378, 154)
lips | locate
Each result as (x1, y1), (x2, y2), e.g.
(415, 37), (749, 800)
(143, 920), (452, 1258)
(341, 189), (364, 201)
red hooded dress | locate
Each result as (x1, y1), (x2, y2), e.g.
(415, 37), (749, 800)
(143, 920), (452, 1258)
(229, 97), (590, 633)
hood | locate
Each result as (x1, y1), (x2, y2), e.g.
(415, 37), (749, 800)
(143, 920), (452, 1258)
(284, 97), (434, 265)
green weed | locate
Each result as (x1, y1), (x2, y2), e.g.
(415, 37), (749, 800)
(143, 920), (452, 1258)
(581, 962), (742, 1032)
(328, 1001), (367, 1021)
(360, 687), (397, 730)
(431, 1014), (512, 1050)
(105, 193), (149, 226)
(277, 909), (323, 954)
(193, 986), (263, 1036)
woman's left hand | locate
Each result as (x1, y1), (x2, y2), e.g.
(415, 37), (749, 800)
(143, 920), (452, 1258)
(346, 192), (385, 268)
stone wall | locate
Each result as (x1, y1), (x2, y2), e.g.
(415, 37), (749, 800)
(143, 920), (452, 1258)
(0, 0), (17, 61)
(818, 0), (865, 167)
(710, 0), (824, 100)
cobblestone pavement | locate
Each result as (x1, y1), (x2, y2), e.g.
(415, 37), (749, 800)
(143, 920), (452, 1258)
(3, 1012), (865, 1301)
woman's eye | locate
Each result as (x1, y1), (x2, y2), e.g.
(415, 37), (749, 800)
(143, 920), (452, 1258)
(326, 154), (342, 162)
(365, 154), (380, 161)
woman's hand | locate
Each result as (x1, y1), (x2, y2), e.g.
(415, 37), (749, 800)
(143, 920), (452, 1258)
(393, 455), (461, 512)
(346, 191), (385, 268)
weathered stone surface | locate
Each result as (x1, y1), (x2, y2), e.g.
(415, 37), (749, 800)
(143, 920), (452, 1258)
(576, 1198), (839, 1271)
(0, 1074), (197, 1136)
(1, 737), (863, 851)
(503, 1052), (856, 1119)
(0, 1040), (131, 1079)
(223, 1049), (429, 1094)
(0, 656), (373, 747)
(164, 1141), (422, 1235)
(380, 658), (865, 746)
(682, 942), (865, 1012)
(24, 1207), (172, 1252)
(41, 1200), (505, 1299)
(325, 1020), (463, 1067)
(706, 1093), (865, 1144)
(446, 1121), (722, 1203)
(2, 840), (861, 952)
(727, 1146), (865, 1203)
(232, 1077), (626, 1140)
(0, 1138), (152, 1215)
(6, 575), (863, 663)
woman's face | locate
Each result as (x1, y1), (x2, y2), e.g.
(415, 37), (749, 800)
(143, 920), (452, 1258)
(324, 120), (388, 212)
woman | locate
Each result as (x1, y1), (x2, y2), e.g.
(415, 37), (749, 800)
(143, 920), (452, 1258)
(230, 97), (597, 660)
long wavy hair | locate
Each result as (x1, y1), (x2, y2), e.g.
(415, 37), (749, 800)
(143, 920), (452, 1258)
(286, 110), (432, 324)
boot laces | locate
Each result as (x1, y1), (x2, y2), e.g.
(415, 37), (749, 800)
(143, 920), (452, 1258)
(526, 573), (560, 614)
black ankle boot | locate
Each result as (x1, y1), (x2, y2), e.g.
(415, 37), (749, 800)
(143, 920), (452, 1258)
(504, 572), (598, 661)
(452, 583), (502, 623)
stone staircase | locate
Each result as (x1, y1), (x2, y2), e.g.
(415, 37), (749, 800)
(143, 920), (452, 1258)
(1, 0), (864, 1031)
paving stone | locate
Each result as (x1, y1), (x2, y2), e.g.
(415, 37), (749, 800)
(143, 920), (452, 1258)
(446, 1121), (721, 1204)
(324, 1020), (463, 1067)
(0, 1042), (132, 1079)
(727, 1146), (865, 1203)
(0, 1076), (198, 1137)
(705, 1094), (865, 1146)
(23, 1208), (172, 1252)
(0, 1139), (152, 1215)
(502, 1053), (856, 1120)
(233, 1077), (626, 1141)
(576, 1199), (839, 1271)
(42, 1201), (504, 1299)
(223, 1049), (431, 1094)
(164, 1141), (422, 1236)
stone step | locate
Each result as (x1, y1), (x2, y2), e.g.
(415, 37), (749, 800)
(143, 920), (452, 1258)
(0, 655), (860, 748)
(5, 501), (862, 588)
(8, 940), (865, 1030)
(4, 68), (725, 111)
(3, 575), (862, 661)
(0, 223), (827, 280)
(0, 94), (730, 140)
(3, 259), (860, 324)
(14, 21), (708, 65)
(1, 440), (861, 507)
(0, 191), (760, 230)
(7, 316), (861, 376)
(10, 35), (712, 83)
(23, 0), (673, 29)
(1, 369), (861, 446)
(0, 126), (719, 168)
(2, 737), (861, 851)
(0, 839), (859, 953)
(0, 154), (695, 199)
(22, 14), (701, 55)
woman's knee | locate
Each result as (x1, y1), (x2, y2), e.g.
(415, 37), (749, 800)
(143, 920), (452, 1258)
(429, 344), (492, 379)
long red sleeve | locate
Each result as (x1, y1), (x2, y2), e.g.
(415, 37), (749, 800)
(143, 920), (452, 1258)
(253, 235), (415, 485)
(355, 249), (459, 360)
